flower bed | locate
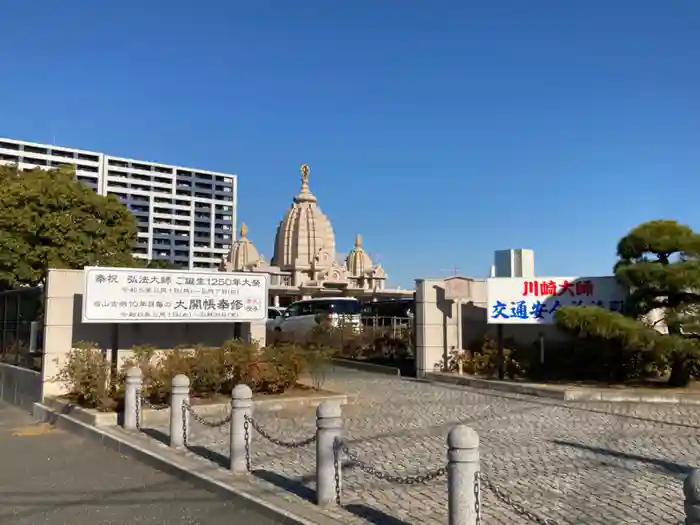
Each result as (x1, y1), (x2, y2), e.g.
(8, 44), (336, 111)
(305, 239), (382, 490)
(56, 339), (336, 412)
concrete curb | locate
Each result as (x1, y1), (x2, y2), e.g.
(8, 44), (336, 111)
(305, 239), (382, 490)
(331, 358), (401, 376)
(32, 402), (344, 525)
(425, 372), (700, 405)
(42, 391), (353, 428)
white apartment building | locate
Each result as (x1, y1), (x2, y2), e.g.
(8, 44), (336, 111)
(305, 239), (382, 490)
(0, 137), (237, 270)
(493, 249), (535, 278)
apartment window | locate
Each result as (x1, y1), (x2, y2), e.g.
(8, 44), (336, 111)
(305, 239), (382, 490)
(132, 162), (151, 171)
(77, 153), (99, 162)
(24, 145), (47, 155)
(109, 159), (128, 168)
(0, 141), (20, 150)
(50, 148), (74, 158)
(25, 157), (47, 167)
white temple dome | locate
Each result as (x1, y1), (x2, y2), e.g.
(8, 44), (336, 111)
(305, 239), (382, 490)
(272, 164), (336, 269)
(226, 223), (261, 271)
(346, 234), (373, 275)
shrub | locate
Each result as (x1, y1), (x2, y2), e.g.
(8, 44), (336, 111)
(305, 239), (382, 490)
(58, 338), (321, 411)
(54, 341), (115, 411)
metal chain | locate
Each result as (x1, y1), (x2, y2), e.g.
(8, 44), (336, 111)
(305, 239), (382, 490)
(475, 471), (481, 525)
(244, 414), (316, 448)
(182, 402), (189, 447)
(480, 471), (557, 525)
(334, 438), (342, 505)
(182, 400), (233, 428)
(135, 394), (141, 431)
(338, 438), (447, 485)
(133, 390), (168, 431)
(140, 395), (169, 411)
(243, 415), (251, 472)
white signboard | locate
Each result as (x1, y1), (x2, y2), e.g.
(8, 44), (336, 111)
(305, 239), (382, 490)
(82, 267), (269, 323)
(486, 276), (627, 325)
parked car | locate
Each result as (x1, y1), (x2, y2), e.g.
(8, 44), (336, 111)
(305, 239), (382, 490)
(272, 297), (361, 335)
(266, 306), (286, 331)
(361, 299), (414, 319)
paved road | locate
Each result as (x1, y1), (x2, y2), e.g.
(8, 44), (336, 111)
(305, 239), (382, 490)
(168, 368), (695, 525)
(0, 401), (285, 525)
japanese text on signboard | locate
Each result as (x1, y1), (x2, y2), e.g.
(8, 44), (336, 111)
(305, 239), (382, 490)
(82, 268), (268, 323)
(486, 277), (627, 325)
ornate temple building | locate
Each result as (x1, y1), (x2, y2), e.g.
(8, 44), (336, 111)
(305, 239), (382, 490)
(219, 164), (412, 306)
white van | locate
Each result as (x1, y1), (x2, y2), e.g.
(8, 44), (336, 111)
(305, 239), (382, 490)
(272, 297), (361, 335)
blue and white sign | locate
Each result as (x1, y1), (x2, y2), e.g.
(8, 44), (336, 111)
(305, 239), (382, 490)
(486, 276), (627, 325)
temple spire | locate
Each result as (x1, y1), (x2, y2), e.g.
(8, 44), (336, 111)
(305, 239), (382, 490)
(294, 163), (317, 202)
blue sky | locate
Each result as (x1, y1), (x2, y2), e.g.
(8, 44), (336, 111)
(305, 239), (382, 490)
(1, 1), (699, 288)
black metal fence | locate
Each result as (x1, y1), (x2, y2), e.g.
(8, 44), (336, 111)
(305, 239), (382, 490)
(0, 287), (44, 370)
(360, 315), (413, 339)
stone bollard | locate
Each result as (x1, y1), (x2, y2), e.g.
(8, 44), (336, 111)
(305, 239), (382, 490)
(169, 374), (190, 449)
(685, 469), (700, 524)
(447, 424), (480, 525)
(316, 400), (343, 506)
(123, 367), (142, 431)
(230, 384), (253, 474)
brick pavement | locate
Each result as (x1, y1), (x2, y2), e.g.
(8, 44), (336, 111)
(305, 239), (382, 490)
(152, 368), (697, 525)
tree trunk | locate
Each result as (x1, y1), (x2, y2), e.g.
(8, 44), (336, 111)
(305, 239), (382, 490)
(668, 357), (691, 387)
(667, 325), (691, 387)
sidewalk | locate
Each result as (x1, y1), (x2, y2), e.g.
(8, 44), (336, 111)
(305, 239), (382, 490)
(0, 401), (286, 525)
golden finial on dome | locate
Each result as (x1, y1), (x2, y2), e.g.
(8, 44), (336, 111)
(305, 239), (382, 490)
(293, 163), (317, 203)
(240, 222), (248, 238)
(355, 234), (362, 248)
